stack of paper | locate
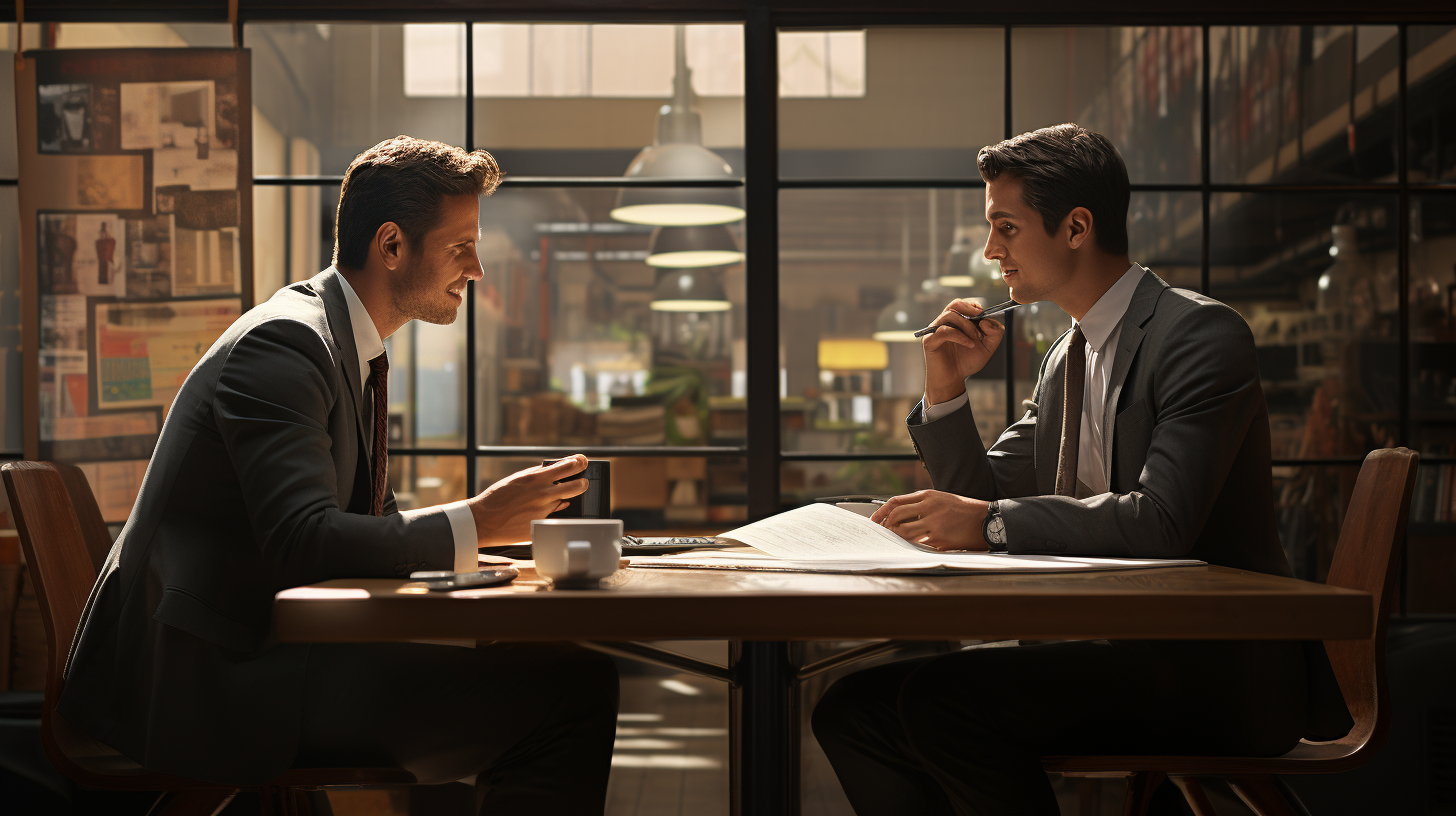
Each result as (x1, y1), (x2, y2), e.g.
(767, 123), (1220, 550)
(629, 503), (1204, 575)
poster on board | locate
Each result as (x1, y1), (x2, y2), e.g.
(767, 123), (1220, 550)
(18, 48), (252, 519)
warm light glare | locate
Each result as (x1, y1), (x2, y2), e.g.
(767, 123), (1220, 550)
(609, 203), (746, 226)
(646, 249), (745, 268)
(937, 275), (974, 287)
(650, 299), (732, 312)
(871, 329), (921, 343)
(818, 339), (889, 370)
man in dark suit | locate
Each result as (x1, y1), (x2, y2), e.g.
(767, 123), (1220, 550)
(812, 125), (1349, 815)
(59, 136), (619, 814)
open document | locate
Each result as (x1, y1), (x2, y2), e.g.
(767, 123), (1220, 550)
(630, 503), (1204, 575)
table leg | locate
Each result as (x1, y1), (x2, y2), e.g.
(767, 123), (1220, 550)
(729, 641), (798, 816)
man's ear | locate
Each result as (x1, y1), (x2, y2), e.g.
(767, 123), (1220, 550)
(375, 221), (405, 271)
(1066, 207), (1093, 250)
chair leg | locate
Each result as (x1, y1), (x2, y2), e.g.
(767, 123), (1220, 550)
(1228, 775), (1306, 816)
(147, 789), (238, 816)
(1122, 771), (1166, 816)
(1170, 776), (1219, 816)
(1077, 777), (1103, 816)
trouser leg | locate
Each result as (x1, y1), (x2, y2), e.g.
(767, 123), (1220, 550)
(811, 656), (956, 816)
(295, 642), (619, 816)
(815, 640), (1306, 816)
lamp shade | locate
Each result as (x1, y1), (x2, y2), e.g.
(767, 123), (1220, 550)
(611, 143), (746, 226)
(649, 267), (732, 312)
(646, 224), (743, 268)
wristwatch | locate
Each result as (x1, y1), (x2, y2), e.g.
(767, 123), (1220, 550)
(982, 501), (1008, 551)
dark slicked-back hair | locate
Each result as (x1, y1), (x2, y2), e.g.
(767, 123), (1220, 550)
(976, 124), (1130, 255)
(334, 135), (502, 269)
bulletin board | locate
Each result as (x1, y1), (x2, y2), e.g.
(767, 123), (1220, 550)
(16, 49), (252, 520)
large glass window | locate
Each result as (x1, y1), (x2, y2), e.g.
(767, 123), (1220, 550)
(1013, 27), (1203, 184)
(778, 27), (1004, 179)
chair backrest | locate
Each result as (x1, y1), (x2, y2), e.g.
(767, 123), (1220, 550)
(1320, 447), (1419, 762)
(53, 463), (115, 574)
(0, 461), (99, 707)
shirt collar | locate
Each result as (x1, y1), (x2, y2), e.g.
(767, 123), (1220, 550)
(1074, 263), (1146, 352)
(334, 267), (385, 372)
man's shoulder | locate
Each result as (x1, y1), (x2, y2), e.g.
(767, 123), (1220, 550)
(1150, 286), (1250, 339)
(229, 280), (335, 349)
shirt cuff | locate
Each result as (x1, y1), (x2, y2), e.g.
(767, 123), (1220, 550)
(922, 391), (969, 423)
(441, 500), (479, 573)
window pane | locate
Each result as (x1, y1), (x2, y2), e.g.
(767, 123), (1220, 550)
(387, 317), (467, 450)
(472, 23), (743, 177)
(1211, 26), (1400, 184)
(475, 187), (745, 450)
(476, 456), (746, 531)
(388, 455), (468, 510)
(248, 23), (465, 176)
(779, 27), (1003, 179)
(1409, 26), (1456, 182)
(0, 26), (21, 179)
(781, 459), (933, 510)
(1210, 192), (1400, 458)
(0, 187), (17, 452)
(1012, 27), (1203, 184)
(1410, 194), (1456, 457)
(1132, 191), (1202, 291)
(51, 23), (232, 49)
(780, 188), (1006, 454)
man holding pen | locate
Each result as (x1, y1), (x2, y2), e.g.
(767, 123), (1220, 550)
(811, 124), (1349, 815)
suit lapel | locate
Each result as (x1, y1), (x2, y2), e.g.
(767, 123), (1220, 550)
(1036, 333), (1070, 496)
(1100, 269), (1168, 489)
(312, 269), (374, 482)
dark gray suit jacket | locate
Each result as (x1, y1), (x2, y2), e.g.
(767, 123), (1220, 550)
(58, 268), (456, 784)
(907, 270), (1352, 738)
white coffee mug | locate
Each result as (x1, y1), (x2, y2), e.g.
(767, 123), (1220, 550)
(531, 519), (623, 586)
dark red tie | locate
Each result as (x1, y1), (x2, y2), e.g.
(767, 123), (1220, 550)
(1054, 326), (1086, 498)
(368, 351), (389, 516)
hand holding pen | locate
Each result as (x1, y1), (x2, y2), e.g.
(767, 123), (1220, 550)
(912, 299), (1022, 338)
(919, 298), (1014, 404)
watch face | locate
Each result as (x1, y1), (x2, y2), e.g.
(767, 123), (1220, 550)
(986, 515), (1006, 545)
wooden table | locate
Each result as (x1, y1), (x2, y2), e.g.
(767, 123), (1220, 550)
(274, 565), (1372, 816)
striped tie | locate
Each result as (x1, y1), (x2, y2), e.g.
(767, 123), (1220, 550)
(368, 351), (389, 516)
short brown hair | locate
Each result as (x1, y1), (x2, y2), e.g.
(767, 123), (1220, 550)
(334, 136), (502, 269)
(977, 124), (1130, 255)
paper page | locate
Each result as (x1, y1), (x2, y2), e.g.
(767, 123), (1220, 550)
(717, 503), (925, 560)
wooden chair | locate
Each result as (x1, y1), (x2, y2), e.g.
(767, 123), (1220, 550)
(1043, 447), (1420, 816)
(1, 461), (416, 816)
(53, 463), (116, 575)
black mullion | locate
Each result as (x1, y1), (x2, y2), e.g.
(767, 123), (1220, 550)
(474, 446), (746, 458)
(254, 175), (743, 188)
(465, 21), (477, 495)
(1397, 25), (1410, 452)
(1202, 26), (1212, 296)
(1397, 24), (1411, 618)
(1003, 24), (1016, 430)
(745, 6), (781, 524)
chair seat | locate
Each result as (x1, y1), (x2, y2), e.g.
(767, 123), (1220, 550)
(1044, 734), (1367, 776)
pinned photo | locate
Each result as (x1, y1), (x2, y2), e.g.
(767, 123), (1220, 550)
(121, 81), (238, 200)
(38, 213), (127, 298)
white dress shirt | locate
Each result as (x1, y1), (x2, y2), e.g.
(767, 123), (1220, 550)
(337, 271), (479, 572)
(922, 264), (1148, 498)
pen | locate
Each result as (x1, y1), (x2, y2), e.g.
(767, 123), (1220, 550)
(912, 300), (1021, 338)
